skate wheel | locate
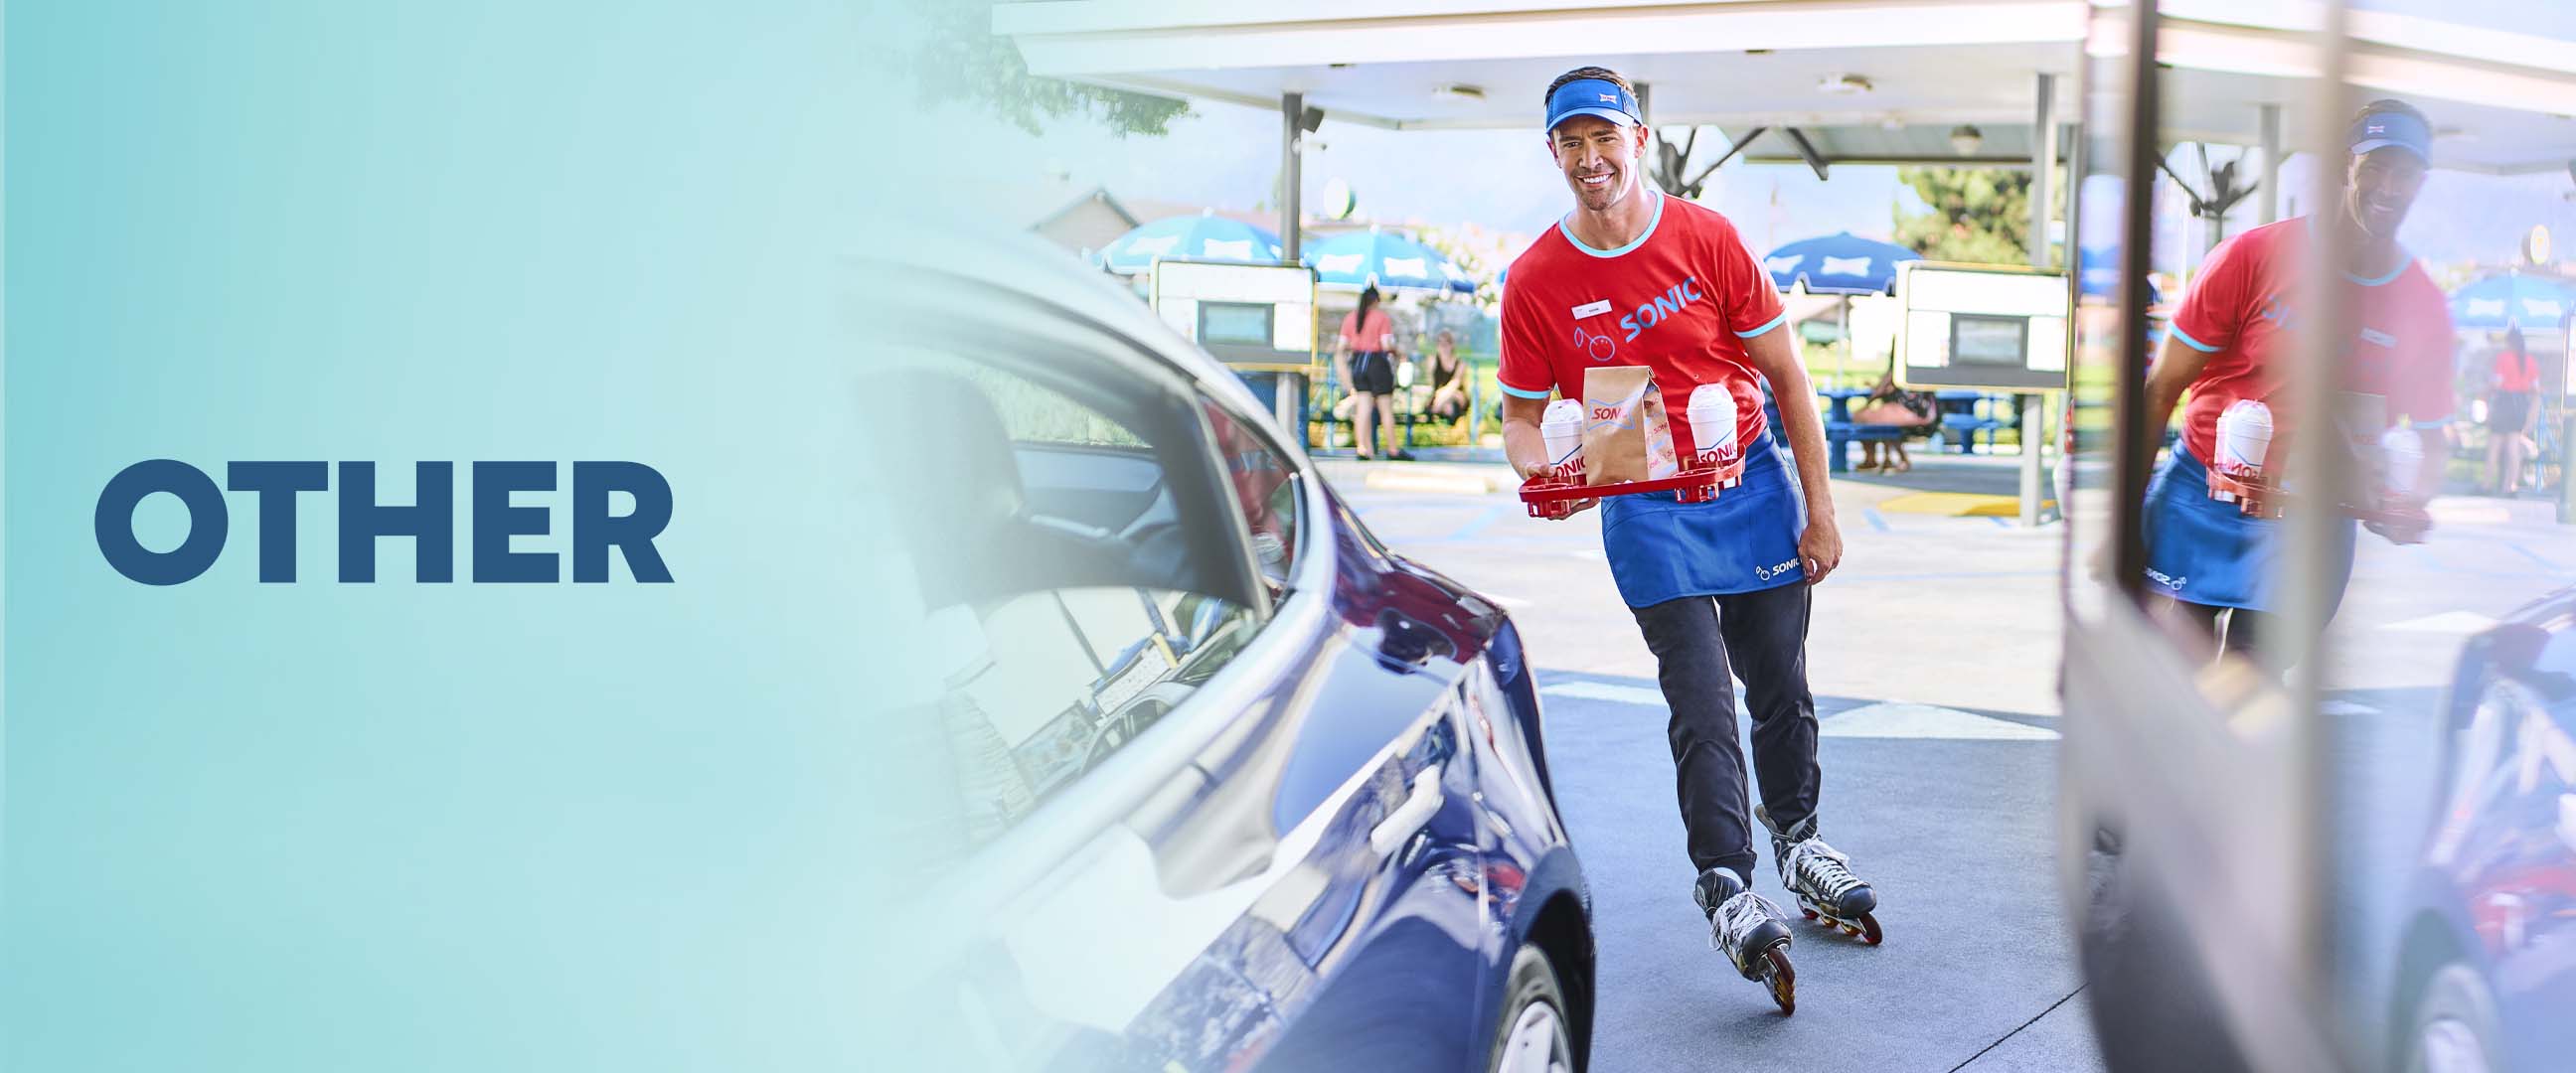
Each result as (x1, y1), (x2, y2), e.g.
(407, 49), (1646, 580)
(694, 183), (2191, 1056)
(1859, 913), (1883, 946)
(1800, 907), (1819, 920)
(1761, 945), (1796, 1015)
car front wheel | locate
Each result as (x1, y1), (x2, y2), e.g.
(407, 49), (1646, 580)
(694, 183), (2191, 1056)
(2402, 963), (2502, 1073)
(1487, 944), (1575, 1073)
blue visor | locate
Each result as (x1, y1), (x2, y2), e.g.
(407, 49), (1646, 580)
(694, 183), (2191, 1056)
(1545, 77), (1640, 133)
(2349, 108), (2431, 163)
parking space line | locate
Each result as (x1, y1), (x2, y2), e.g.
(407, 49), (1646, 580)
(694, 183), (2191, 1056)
(2507, 541), (2560, 569)
(1442, 504), (1513, 542)
(1821, 701), (2061, 740)
(1539, 681), (1669, 706)
(2378, 611), (2499, 634)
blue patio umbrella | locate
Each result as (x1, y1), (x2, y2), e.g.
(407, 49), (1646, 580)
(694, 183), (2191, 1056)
(1763, 232), (1921, 296)
(1097, 212), (1284, 275)
(1304, 228), (1477, 295)
(2077, 246), (2163, 306)
(2447, 271), (2576, 331)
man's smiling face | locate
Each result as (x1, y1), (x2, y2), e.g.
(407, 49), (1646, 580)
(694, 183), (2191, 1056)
(2344, 145), (2426, 240)
(1551, 114), (1645, 213)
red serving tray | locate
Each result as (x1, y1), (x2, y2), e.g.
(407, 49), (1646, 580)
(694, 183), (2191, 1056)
(1520, 452), (1746, 520)
(2205, 468), (2431, 540)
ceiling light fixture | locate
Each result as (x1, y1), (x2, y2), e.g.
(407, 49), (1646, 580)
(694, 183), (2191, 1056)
(1434, 83), (1486, 101)
(1817, 74), (1872, 95)
(1950, 124), (1985, 155)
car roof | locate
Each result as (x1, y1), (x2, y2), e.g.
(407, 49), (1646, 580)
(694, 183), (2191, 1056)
(851, 219), (1274, 425)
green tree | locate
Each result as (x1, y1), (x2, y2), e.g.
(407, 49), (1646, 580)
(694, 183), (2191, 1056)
(1894, 168), (2038, 265)
(1414, 226), (1501, 311)
(907, 0), (1190, 137)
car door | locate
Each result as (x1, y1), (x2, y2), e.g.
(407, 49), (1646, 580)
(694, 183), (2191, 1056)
(2445, 607), (2576, 1068)
(1165, 396), (1497, 1072)
(876, 273), (1494, 1072)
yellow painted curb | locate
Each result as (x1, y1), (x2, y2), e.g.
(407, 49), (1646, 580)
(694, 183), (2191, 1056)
(1878, 492), (2059, 517)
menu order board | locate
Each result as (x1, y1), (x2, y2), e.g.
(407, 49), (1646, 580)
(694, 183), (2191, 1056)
(1894, 262), (2073, 391)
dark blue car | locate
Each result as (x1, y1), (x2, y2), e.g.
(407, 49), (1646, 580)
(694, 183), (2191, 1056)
(2390, 586), (2576, 1073)
(871, 233), (1593, 1072)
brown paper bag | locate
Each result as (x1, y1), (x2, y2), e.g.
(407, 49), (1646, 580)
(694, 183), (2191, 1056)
(1580, 366), (1680, 485)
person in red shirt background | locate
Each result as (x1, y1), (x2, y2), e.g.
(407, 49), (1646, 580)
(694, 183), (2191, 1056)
(1333, 284), (1412, 461)
(2488, 324), (2542, 495)
(2139, 98), (2454, 661)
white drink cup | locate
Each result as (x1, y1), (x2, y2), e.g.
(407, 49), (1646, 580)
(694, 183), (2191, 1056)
(2380, 425), (2423, 497)
(2215, 399), (2273, 477)
(1541, 398), (1585, 476)
(1687, 383), (1737, 463)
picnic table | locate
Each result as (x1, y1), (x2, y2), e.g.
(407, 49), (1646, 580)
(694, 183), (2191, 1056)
(1933, 390), (2017, 454)
(1818, 386), (1905, 473)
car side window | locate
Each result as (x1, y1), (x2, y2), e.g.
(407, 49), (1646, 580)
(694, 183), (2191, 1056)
(1199, 397), (1301, 591)
(918, 358), (1270, 849)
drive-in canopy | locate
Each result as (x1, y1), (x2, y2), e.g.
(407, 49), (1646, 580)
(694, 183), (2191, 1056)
(996, 0), (2576, 175)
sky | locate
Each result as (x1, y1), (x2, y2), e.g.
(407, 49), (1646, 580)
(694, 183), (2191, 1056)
(948, 96), (1919, 249)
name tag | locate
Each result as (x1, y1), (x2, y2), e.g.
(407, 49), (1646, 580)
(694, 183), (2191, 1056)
(2359, 328), (2396, 349)
(1571, 299), (1613, 319)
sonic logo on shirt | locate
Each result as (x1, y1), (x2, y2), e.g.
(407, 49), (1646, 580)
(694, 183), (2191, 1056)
(1618, 275), (1706, 341)
(2256, 294), (2298, 333)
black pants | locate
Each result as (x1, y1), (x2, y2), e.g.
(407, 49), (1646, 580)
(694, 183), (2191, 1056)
(2165, 598), (2269, 658)
(1631, 582), (1821, 883)
(2160, 596), (2318, 676)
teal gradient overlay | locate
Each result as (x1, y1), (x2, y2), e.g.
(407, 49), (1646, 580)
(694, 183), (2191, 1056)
(9, 2), (959, 1067)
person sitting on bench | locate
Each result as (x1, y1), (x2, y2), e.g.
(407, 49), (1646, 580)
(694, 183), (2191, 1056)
(1426, 329), (1469, 421)
(1852, 363), (1936, 472)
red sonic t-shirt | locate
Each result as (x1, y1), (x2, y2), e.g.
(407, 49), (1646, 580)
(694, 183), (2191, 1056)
(1498, 194), (1787, 460)
(2169, 217), (2455, 463)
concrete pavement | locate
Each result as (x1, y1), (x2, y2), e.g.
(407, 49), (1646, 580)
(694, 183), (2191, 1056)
(1323, 456), (2100, 1073)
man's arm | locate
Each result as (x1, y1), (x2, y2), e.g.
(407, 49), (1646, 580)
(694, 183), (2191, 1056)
(1503, 391), (1595, 517)
(1503, 394), (1551, 479)
(2141, 333), (2214, 447)
(1740, 328), (1842, 582)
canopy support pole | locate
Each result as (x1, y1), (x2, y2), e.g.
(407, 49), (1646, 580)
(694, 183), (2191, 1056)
(2260, 102), (2282, 225)
(1281, 91), (1304, 263)
(2022, 72), (2057, 528)
(1280, 92), (1308, 443)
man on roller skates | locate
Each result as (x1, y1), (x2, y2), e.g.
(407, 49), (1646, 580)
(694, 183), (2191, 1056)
(1497, 66), (1879, 1015)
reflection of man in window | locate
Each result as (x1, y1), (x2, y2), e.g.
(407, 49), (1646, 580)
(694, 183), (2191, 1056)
(1203, 403), (1295, 581)
(2138, 99), (2454, 659)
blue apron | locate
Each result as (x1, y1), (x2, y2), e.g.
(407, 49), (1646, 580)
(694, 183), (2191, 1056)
(1599, 432), (1808, 608)
(2141, 445), (2354, 614)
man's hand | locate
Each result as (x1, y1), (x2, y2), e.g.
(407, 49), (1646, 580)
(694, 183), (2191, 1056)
(1502, 392), (1596, 520)
(1801, 512), (1844, 584)
(2364, 494), (2435, 545)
